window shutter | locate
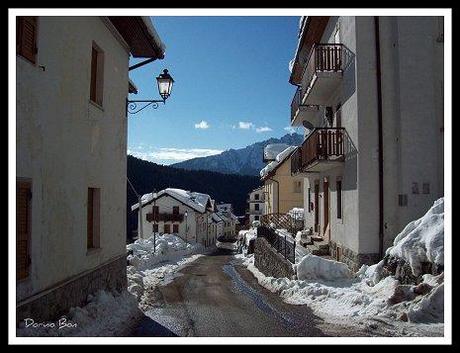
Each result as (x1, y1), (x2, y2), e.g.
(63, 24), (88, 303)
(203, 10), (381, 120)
(17, 180), (31, 280)
(87, 188), (94, 249)
(17, 17), (38, 64)
(90, 47), (98, 102)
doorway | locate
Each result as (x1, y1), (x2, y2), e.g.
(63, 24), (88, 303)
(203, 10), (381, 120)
(314, 182), (320, 233)
(323, 178), (330, 241)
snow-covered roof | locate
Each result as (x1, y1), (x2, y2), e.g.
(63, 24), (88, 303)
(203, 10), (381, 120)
(131, 188), (212, 214)
(260, 146), (297, 179)
(210, 213), (224, 223)
(264, 143), (290, 161)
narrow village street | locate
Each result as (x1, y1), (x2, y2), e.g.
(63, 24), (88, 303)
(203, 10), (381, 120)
(133, 249), (373, 337)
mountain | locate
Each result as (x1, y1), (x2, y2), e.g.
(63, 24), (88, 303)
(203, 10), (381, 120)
(126, 155), (261, 240)
(171, 133), (303, 176)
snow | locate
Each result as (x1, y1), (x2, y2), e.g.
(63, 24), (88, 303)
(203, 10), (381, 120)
(141, 17), (166, 55)
(264, 143), (290, 161)
(260, 146), (297, 178)
(236, 198), (445, 334)
(297, 254), (352, 281)
(288, 207), (304, 221)
(17, 290), (142, 337)
(386, 197), (444, 276)
(132, 188), (212, 213)
(216, 240), (238, 251)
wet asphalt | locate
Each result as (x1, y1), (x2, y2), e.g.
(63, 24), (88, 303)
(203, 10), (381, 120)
(133, 249), (371, 337)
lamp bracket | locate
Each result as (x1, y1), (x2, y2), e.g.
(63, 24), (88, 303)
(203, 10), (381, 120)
(126, 99), (165, 115)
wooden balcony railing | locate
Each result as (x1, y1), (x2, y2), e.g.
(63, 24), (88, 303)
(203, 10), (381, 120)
(291, 128), (345, 174)
(301, 43), (345, 93)
(146, 212), (184, 223)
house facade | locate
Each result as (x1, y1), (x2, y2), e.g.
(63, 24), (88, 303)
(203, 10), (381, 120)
(16, 16), (165, 322)
(246, 186), (265, 224)
(216, 203), (238, 239)
(260, 147), (304, 215)
(289, 16), (444, 270)
(132, 188), (215, 246)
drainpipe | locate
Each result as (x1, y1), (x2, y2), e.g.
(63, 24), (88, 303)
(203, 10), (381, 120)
(267, 177), (280, 214)
(374, 17), (384, 259)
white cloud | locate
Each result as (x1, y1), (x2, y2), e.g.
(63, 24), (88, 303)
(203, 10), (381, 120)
(256, 126), (273, 133)
(194, 120), (210, 129)
(238, 121), (255, 129)
(128, 146), (223, 164)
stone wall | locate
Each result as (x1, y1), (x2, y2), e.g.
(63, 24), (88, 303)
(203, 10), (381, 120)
(254, 237), (296, 279)
(330, 241), (380, 272)
(17, 255), (127, 325)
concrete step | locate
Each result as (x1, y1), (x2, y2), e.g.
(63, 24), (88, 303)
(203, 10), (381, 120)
(307, 243), (330, 256)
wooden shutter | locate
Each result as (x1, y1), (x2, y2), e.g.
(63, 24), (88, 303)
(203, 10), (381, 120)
(87, 188), (94, 249)
(90, 47), (98, 102)
(164, 224), (171, 234)
(17, 180), (31, 280)
(173, 224), (179, 233)
(17, 17), (38, 64)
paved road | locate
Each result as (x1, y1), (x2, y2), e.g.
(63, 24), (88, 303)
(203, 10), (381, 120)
(134, 250), (372, 337)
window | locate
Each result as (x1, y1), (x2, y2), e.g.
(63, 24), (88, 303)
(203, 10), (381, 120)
(173, 206), (179, 215)
(398, 194), (408, 207)
(255, 193), (260, 201)
(90, 43), (104, 106)
(17, 179), (32, 280)
(17, 17), (38, 64)
(164, 224), (171, 234)
(308, 187), (311, 212)
(87, 188), (101, 249)
(294, 180), (302, 193)
(152, 224), (158, 233)
(255, 203), (260, 211)
(173, 224), (179, 233)
(336, 180), (342, 219)
(152, 206), (159, 221)
(254, 215), (259, 221)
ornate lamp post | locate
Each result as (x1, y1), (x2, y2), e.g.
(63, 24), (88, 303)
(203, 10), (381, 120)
(126, 69), (174, 115)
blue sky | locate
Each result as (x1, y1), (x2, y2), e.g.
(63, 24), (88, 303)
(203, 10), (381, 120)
(127, 16), (301, 165)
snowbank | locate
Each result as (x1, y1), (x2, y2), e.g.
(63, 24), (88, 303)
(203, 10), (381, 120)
(127, 233), (205, 300)
(288, 207), (304, 221)
(297, 254), (352, 281)
(216, 241), (238, 251)
(385, 198), (444, 276)
(18, 290), (141, 337)
(237, 198), (445, 332)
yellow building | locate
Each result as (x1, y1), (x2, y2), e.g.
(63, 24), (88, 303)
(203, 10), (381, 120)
(261, 147), (304, 215)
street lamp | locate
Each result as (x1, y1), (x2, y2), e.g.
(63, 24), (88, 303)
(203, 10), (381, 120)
(126, 69), (174, 115)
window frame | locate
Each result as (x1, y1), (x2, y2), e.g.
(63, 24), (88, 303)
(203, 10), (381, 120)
(89, 42), (104, 107)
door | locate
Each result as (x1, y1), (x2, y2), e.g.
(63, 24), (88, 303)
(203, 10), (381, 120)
(314, 183), (320, 233)
(323, 179), (330, 241)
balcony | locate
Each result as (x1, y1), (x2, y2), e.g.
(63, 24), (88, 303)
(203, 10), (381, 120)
(146, 212), (184, 223)
(290, 86), (320, 127)
(291, 128), (345, 174)
(299, 43), (347, 106)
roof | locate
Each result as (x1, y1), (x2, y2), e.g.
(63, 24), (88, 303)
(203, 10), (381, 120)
(131, 188), (213, 214)
(260, 146), (298, 181)
(108, 17), (165, 59)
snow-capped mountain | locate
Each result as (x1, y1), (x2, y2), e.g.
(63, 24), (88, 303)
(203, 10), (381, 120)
(171, 133), (303, 176)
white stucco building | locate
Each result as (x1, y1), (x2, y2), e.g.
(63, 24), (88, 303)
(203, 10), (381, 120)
(246, 186), (265, 224)
(132, 188), (217, 247)
(289, 16), (444, 270)
(216, 203), (238, 239)
(16, 16), (165, 322)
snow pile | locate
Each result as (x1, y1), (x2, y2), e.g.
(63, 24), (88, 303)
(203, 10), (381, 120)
(127, 233), (200, 272)
(297, 254), (352, 281)
(216, 241), (238, 251)
(240, 228), (257, 247)
(17, 290), (141, 337)
(238, 198), (445, 331)
(288, 207), (304, 221)
(385, 198), (444, 276)
(127, 233), (204, 299)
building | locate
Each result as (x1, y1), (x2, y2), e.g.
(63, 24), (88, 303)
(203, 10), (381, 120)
(246, 186), (265, 224)
(131, 188), (215, 246)
(260, 146), (304, 215)
(289, 16), (444, 270)
(16, 16), (165, 322)
(216, 203), (238, 239)
(209, 212), (224, 244)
